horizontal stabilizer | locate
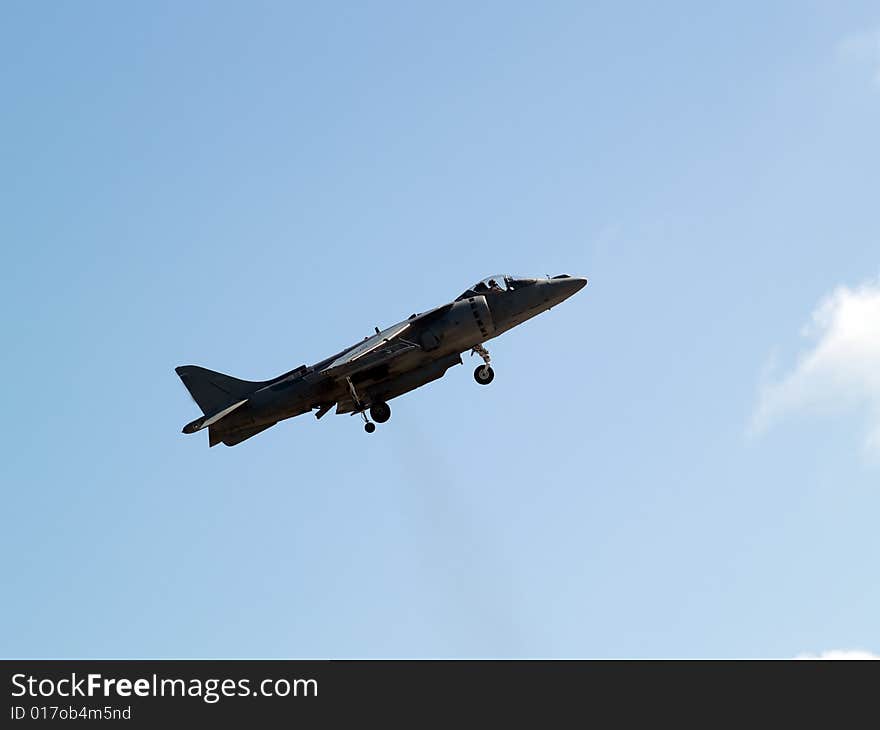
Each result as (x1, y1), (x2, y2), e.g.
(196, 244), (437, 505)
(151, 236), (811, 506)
(212, 422), (276, 447)
(182, 399), (248, 434)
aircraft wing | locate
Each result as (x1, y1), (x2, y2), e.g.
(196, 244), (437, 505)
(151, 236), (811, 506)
(319, 322), (417, 380)
(318, 303), (454, 381)
(326, 322), (412, 368)
(321, 339), (419, 380)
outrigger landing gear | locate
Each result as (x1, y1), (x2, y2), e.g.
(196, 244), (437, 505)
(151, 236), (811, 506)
(347, 377), (389, 433)
(347, 376), (376, 434)
(471, 344), (495, 385)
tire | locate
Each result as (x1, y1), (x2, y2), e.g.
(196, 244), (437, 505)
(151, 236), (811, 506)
(370, 401), (391, 424)
(474, 365), (495, 385)
(364, 422), (376, 433)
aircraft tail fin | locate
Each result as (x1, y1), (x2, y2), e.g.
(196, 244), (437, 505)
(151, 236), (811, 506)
(175, 365), (262, 416)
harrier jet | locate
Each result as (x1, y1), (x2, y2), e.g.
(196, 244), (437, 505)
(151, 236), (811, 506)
(176, 274), (587, 445)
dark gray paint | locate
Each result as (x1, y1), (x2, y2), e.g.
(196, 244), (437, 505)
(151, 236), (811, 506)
(176, 274), (587, 446)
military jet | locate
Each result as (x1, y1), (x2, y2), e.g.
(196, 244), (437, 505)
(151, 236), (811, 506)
(176, 273), (587, 445)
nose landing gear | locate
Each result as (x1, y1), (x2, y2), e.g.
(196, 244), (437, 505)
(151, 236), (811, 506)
(471, 344), (495, 385)
(474, 365), (495, 384)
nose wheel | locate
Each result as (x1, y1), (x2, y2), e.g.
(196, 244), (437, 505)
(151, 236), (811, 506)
(474, 365), (494, 384)
(471, 344), (494, 385)
(364, 421), (376, 433)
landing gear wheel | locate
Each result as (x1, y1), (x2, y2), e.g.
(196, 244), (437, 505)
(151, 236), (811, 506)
(370, 401), (391, 424)
(474, 365), (495, 385)
(364, 422), (376, 434)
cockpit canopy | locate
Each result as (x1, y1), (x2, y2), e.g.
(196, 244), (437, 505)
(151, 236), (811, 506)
(457, 274), (551, 300)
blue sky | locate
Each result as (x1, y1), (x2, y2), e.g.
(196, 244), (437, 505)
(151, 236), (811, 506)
(2, 1), (879, 658)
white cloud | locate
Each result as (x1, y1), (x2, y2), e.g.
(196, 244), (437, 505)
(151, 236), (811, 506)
(751, 280), (880, 455)
(796, 649), (879, 660)
(838, 27), (880, 88)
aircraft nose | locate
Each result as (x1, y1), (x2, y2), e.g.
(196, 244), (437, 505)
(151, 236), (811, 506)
(547, 276), (588, 304)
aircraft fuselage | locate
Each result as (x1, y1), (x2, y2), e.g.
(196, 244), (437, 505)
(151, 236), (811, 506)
(176, 274), (587, 445)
